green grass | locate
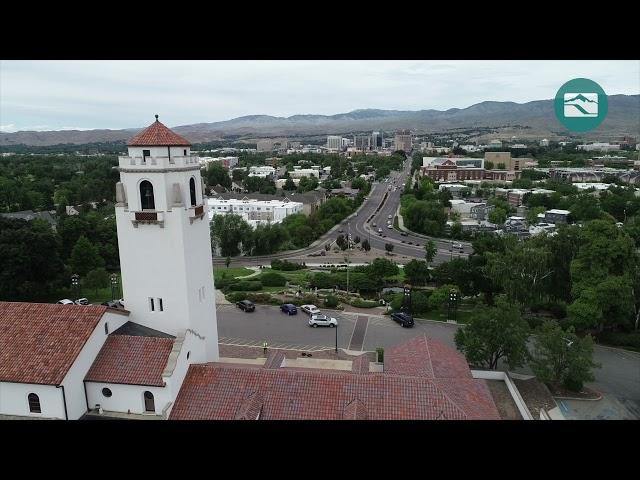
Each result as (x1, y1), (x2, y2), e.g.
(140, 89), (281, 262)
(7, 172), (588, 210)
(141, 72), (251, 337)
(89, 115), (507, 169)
(262, 268), (311, 285)
(214, 267), (254, 281)
(416, 308), (474, 324)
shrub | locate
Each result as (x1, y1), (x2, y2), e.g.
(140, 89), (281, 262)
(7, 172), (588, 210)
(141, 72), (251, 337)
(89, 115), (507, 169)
(376, 347), (384, 363)
(271, 259), (304, 271)
(324, 295), (339, 309)
(346, 298), (379, 308)
(598, 332), (640, 351)
(259, 272), (287, 287)
(228, 281), (263, 291)
(226, 292), (275, 304)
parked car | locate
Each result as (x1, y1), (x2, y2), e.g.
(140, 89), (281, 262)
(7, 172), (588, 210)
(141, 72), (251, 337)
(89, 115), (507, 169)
(101, 300), (124, 309)
(320, 250), (326, 256)
(309, 314), (338, 328)
(388, 214), (392, 220)
(57, 299), (75, 305)
(75, 298), (89, 305)
(372, 222), (377, 227)
(390, 312), (414, 328)
(236, 300), (255, 312)
(300, 304), (320, 315)
(378, 228), (383, 233)
(387, 224), (393, 229)
(280, 304), (298, 315)
(400, 232), (408, 237)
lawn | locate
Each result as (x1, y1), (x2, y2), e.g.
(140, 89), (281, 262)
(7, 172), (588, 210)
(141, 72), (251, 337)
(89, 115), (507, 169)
(417, 309), (474, 324)
(49, 273), (123, 305)
(214, 267), (254, 282)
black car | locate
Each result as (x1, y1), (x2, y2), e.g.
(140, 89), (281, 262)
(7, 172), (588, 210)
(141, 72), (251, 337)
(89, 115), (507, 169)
(390, 312), (414, 328)
(236, 300), (255, 312)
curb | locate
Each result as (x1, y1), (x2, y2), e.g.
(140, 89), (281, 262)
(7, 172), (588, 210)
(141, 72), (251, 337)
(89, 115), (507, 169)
(593, 344), (640, 357)
(553, 393), (603, 402)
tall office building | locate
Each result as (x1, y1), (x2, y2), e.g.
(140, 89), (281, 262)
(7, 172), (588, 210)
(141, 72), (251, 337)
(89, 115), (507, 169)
(371, 131), (383, 150)
(327, 135), (342, 150)
(394, 130), (412, 153)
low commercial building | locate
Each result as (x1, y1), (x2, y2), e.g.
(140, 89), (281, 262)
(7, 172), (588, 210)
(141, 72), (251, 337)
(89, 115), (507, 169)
(587, 156), (633, 168)
(507, 189), (531, 207)
(214, 191), (326, 217)
(248, 166), (276, 178)
(484, 152), (523, 172)
(438, 183), (471, 198)
(577, 143), (621, 152)
(421, 158), (484, 182)
(199, 156), (238, 169)
(289, 168), (320, 179)
(544, 209), (570, 224)
(207, 197), (303, 228)
(484, 170), (521, 182)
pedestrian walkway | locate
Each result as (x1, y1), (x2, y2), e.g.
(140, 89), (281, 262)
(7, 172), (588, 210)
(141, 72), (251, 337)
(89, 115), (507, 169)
(218, 336), (330, 352)
(348, 316), (369, 351)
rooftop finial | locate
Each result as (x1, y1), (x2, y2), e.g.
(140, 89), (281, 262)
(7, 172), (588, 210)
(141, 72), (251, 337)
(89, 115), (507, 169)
(155, 114), (159, 121)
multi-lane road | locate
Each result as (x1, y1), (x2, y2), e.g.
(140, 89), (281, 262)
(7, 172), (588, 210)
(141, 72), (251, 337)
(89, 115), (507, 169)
(213, 156), (472, 266)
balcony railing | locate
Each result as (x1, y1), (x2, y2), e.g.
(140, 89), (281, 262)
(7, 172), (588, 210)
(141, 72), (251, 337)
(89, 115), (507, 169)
(131, 211), (164, 228)
(119, 155), (201, 169)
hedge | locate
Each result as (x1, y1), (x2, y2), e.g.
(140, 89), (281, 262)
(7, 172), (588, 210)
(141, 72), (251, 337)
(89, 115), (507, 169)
(599, 331), (640, 351)
(226, 292), (277, 305)
(324, 295), (339, 309)
(259, 272), (287, 287)
(228, 281), (263, 291)
(271, 259), (304, 271)
(345, 298), (379, 308)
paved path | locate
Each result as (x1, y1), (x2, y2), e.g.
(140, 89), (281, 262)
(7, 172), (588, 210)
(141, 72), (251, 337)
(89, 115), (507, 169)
(348, 316), (369, 351)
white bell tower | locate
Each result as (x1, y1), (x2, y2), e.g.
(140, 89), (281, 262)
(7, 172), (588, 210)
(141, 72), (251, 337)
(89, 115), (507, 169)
(114, 115), (219, 361)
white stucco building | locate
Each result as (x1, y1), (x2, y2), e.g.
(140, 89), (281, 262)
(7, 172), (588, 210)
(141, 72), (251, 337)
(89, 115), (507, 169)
(248, 166), (276, 178)
(208, 196), (303, 228)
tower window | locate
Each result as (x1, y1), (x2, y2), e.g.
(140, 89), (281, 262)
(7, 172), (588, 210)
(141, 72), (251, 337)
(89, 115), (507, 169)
(189, 177), (197, 206)
(149, 298), (155, 311)
(140, 181), (155, 210)
(142, 149), (150, 163)
(158, 298), (163, 311)
(102, 388), (112, 398)
(184, 149), (187, 156)
(105, 323), (109, 334)
(28, 393), (41, 413)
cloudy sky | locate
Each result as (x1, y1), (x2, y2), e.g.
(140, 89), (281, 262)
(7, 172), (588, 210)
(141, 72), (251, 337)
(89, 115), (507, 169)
(1, 60), (638, 133)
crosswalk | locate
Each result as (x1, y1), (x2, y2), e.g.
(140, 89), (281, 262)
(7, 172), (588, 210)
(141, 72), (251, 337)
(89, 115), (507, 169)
(218, 336), (332, 352)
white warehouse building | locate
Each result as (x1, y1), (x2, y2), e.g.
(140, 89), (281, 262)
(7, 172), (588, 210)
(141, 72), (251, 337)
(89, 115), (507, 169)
(208, 196), (303, 228)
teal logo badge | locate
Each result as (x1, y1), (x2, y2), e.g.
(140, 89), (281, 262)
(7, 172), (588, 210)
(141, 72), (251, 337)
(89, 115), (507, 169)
(554, 78), (608, 132)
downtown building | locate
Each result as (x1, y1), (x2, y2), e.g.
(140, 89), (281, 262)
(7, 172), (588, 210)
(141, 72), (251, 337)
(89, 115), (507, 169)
(207, 196), (303, 228)
(394, 130), (412, 152)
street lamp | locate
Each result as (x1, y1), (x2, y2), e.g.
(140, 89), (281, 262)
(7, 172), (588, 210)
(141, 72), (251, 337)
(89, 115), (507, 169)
(71, 274), (80, 300)
(335, 320), (338, 353)
(448, 290), (458, 322)
(110, 273), (118, 301)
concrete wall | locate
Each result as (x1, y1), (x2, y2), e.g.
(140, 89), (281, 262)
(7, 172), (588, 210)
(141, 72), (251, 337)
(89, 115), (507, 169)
(471, 370), (534, 420)
(86, 382), (169, 416)
(0, 382), (65, 419)
(60, 310), (129, 419)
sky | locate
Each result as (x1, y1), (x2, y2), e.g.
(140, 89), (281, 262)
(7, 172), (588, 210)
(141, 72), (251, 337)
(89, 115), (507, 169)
(1, 60), (638, 133)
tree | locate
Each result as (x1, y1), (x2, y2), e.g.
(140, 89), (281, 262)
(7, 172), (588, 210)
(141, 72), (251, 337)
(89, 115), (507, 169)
(336, 234), (348, 251)
(84, 268), (109, 295)
(283, 178), (297, 191)
(385, 243), (394, 254)
(428, 284), (458, 311)
(403, 260), (430, 286)
(526, 206), (547, 225)
(488, 207), (507, 225)
(485, 161), (494, 170)
(450, 221), (463, 239)
(530, 320), (600, 392)
(424, 240), (437, 266)
(210, 214), (253, 257)
(204, 163), (231, 189)
(70, 235), (104, 276)
(454, 297), (530, 370)
(368, 257), (399, 279)
(362, 239), (371, 252)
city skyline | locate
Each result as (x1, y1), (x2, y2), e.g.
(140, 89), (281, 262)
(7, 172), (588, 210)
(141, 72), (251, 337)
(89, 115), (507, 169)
(1, 60), (638, 133)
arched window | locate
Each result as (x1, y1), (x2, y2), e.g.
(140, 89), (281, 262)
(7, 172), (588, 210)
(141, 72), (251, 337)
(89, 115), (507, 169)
(28, 393), (41, 413)
(143, 391), (155, 413)
(140, 181), (155, 210)
(189, 177), (197, 206)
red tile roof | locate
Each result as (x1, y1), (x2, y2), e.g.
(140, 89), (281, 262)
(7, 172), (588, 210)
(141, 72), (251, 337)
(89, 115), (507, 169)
(170, 335), (501, 420)
(0, 302), (108, 385)
(351, 353), (370, 375)
(85, 335), (174, 387)
(127, 117), (191, 147)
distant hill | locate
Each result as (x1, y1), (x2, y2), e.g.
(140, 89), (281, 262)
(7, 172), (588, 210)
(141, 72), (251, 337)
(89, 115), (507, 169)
(1, 95), (638, 146)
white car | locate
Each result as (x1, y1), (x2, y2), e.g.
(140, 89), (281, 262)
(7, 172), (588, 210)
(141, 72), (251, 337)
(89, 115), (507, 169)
(387, 224), (393, 229)
(300, 304), (321, 315)
(309, 314), (338, 328)
(56, 299), (75, 305)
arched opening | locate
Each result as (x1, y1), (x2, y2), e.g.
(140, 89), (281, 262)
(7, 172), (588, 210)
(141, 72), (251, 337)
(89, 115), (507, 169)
(28, 393), (41, 413)
(139, 180), (155, 210)
(189, 177), (197, 206)
(143, 391), (155, 413)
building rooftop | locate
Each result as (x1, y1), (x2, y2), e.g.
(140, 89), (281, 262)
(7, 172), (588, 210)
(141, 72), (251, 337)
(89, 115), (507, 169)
(169, 335), (500, 420)
(85, 334), (174, 387)
(0, 302), (110, 385)
(127, 117), (191, 147)
(547, 209), (571, 215)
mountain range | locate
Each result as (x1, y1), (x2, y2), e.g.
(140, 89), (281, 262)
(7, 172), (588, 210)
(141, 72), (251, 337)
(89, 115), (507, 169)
(1, 95), (638, 146)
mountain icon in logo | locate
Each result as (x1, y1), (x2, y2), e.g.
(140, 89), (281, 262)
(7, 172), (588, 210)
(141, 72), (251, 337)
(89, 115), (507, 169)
(563, 92), (598, 118)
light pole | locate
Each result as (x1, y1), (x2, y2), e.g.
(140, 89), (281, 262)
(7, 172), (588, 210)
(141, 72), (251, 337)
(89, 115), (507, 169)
(335, 320), (338, 353)
(110, 273), (118, 301)
(448, 290), (458, 322)
(71, 274), (80, 300)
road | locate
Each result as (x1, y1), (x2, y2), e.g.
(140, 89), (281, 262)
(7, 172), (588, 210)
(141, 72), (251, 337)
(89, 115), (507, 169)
(214, 155), (471, 267)
(217, 304), (640, 419)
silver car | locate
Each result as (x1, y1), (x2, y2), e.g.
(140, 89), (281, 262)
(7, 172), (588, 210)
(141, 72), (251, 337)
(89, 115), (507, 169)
(309, 314), (338, 328)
